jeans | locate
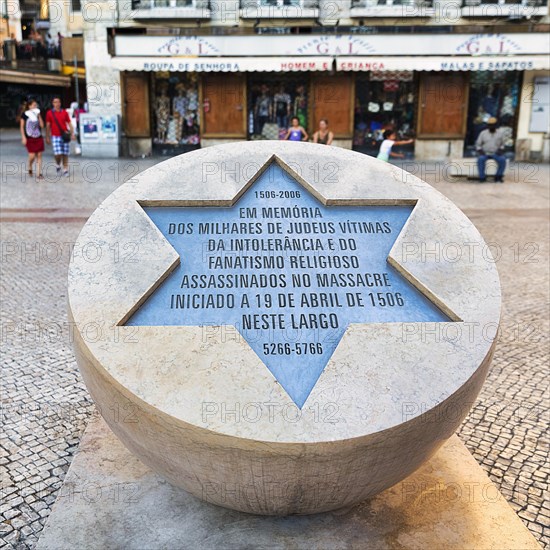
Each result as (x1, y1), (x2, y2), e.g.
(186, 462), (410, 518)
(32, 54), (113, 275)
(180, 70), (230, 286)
(257, 115), (269, 135)
(477, 154), (506, 180)
(276, 115), (288, 129)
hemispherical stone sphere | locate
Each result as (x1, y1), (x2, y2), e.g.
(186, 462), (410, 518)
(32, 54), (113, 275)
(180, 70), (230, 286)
(68, 142), (501, 515)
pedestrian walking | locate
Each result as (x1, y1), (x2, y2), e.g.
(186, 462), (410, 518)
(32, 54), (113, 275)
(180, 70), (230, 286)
(20, 98), (45, 180)
(312, 119), (334, 145)
(71, 101), (86, 142)
(376, 130), (414, 162)
(46, 96), (75, 177)
(284, 116), (308, 142)
(475, 117), (507, 183)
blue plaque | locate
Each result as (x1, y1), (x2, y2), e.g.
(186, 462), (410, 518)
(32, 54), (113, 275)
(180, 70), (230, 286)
(127, 163), (450, 407)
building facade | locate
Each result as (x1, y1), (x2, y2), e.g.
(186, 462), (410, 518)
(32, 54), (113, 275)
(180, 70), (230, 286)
(82, 0), (549, 159)
(0, 0), (85, 123)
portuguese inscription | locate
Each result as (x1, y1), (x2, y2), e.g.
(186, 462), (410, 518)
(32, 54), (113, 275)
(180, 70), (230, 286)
(127, 163), (449, 407)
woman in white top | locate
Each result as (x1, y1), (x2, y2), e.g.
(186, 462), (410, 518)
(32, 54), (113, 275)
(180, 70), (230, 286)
(20, 98), (45, 180)
(377, 130), (414, 162)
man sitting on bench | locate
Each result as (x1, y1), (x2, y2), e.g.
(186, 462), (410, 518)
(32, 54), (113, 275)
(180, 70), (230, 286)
(476, 117), (507, 183)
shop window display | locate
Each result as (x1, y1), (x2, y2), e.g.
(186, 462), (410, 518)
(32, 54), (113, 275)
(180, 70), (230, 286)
(353, 71), (416, 158)
(248, 76), (309, 140)
(152, 73), (200, 148)
(464, 71), (520, 158)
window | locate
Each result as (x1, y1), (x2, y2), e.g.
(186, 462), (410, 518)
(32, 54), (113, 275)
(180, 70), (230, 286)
(352, 0), (432, 7)
(71, 0), (81, 11)
(240, 0), (319, 15)
(151, 72), (200, 147)
(464, 0), (545, 4)
(259, 0), (301, 5)
(132, 0), (196, 8)
(353, 71), (416, 158)
(247, 74), (310, 140)
(461, 0), (547, 14)
(128, 0), (209, 18)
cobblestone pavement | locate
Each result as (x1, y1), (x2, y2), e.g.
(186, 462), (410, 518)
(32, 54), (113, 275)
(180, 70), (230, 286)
(1, 129), (548, 549)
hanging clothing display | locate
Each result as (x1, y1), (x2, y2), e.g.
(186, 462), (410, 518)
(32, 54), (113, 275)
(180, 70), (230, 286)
(152, 73), (200, 146)
(247, 75), (310, 141)
(353, 71), (416, 158)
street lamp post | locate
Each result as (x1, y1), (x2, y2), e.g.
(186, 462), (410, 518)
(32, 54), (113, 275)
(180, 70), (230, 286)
(74, 54), (79, 106)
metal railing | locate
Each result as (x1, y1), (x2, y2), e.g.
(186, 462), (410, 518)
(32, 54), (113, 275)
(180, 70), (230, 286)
(1, 39), (61, 71)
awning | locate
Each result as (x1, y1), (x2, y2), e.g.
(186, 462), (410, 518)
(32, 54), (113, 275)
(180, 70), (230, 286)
(112, 55), (549, 73)
(336, 56), (550, 72)
(61, 65), (86, 77)
(111, 57), (333, 72)
(0, 69), (71, 87)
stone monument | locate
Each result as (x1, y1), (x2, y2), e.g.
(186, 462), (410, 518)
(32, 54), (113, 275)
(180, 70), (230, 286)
(68, 142), (501, 515)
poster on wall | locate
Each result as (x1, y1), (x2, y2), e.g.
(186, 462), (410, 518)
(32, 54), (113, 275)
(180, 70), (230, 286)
(101, 116), (118, 141)
(529, 76), (550, 133)
(80, 115), (101, 142)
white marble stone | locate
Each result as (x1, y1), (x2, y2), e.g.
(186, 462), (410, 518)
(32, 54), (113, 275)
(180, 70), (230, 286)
(68, 142), (501, 514)
(37, 417), (541, 550)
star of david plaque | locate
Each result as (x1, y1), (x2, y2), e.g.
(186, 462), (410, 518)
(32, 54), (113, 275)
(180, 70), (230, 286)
(68, 142), (500, 515)
(125, 162), (451, 408)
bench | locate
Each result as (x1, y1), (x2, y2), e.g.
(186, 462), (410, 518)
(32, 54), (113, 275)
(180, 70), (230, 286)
(448, 158), (508, 179)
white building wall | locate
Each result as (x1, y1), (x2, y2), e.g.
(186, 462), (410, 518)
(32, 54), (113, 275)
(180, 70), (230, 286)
(48, 0), (84, 37)
(83, 0), (121, 117)
(319, 0), (351, 24)
(1, 0), (22, 42)
(210, 0), (239, 24)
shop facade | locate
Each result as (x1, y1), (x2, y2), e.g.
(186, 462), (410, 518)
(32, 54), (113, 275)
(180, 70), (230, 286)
(117, 63), (354, 156)
(98, 33), (549, 159)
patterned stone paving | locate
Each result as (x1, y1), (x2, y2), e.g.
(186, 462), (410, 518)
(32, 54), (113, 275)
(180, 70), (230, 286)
(0, 132), (548, 548)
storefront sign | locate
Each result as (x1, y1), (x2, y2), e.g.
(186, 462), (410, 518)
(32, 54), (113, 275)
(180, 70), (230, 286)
(114, 33), (550, 58)
(112, 57), (333, 72)
(439, 59), (538, 71)
(143, 61), (241, 72)
(337, 56), (549, 72)
(156, 35), (221, 56)
(455, 34), (523, 56)
(113, 54), (548, 73)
